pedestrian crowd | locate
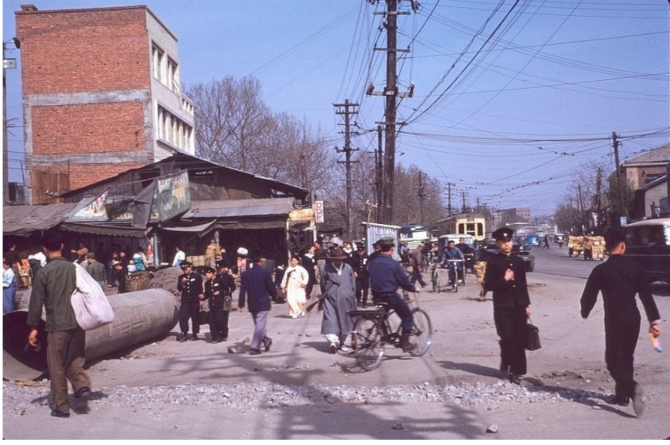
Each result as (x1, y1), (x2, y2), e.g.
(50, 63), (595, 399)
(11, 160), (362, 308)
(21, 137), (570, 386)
(4, 226), (663, 420)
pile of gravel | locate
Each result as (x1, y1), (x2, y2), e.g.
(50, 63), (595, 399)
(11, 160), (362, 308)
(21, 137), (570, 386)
(3, 380), (615, 416)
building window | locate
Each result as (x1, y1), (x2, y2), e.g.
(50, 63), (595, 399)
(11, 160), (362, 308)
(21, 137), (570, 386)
(157, 105), (193, 152)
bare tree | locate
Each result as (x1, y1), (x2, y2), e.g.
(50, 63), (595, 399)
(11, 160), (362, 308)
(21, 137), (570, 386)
(186, 76), (336, 194)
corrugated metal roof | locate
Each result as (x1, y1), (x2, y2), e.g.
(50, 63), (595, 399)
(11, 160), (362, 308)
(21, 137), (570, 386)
(3, 204), (78, 236)
(183, 198), (296, 219)
(623, 143), (670, 166)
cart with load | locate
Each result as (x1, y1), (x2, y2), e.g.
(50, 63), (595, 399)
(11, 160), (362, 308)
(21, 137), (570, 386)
(568, 236), (584, 257)
(583, 235), (605, 261)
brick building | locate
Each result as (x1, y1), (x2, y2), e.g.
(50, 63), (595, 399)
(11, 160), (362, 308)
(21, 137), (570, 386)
(15, 4), (194, 204)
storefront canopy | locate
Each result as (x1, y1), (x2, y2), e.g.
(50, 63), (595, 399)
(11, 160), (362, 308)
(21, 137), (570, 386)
(182, 198), (296, 219)
(3, 204), (77, 237)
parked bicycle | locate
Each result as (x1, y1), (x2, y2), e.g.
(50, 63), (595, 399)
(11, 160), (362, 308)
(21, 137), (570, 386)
(348, 297), (433, 371)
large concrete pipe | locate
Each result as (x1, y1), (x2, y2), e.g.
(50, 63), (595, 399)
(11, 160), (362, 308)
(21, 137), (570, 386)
(3, 289), (179, 381)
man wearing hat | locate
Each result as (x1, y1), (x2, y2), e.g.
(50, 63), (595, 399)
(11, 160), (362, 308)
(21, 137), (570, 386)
(85, 252), (107, 288)
(367, 237), (420, 352)
(320, 247), (357, 352)
(203, 266), (233, 343)
(177, 262), (205, 342)
(484, 227), (531, 385)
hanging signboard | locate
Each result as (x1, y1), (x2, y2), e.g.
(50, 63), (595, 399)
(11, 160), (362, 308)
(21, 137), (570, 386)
(66, 189), (109, 222)
(314, 200), (324, 223)
(156, 170), (191, 222)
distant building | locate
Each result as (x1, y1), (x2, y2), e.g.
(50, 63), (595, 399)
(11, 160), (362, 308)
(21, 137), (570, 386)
(494, 208), (532, 225)
(621, 143), (670, 190)
(15, 4), (195, 204)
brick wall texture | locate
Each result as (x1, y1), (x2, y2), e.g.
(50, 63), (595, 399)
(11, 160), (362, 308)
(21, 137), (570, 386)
(16, 7), (151, 94)
(16, 7), (155, 200)
(32, 102), (146, 154)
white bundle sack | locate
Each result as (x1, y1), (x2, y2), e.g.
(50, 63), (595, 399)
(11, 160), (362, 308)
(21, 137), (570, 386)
(71, 262), (115, 331)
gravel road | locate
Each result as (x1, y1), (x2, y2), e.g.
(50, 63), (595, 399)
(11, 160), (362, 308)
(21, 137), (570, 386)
(3, 254), (669, 440)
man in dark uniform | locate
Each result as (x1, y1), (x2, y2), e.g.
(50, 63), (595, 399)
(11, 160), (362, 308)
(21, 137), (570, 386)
(204, 266), (233, 343)
(367, 241), (382, 263)
(351, 244), (370, 308)
(177, 261), (204, 342)
(484, 227), (531, 385)
(367, 237), (420, 352)
(580, 230), (661, 417)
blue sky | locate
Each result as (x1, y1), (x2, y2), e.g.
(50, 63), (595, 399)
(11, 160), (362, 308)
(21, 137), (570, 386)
(3, 0), (669, 218)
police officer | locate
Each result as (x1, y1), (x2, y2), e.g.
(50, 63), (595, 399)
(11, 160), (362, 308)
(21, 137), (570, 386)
(352, 244), (370, 308)
(216, 260), (237, 296)
(177, 262), (204, 342)
(204, 266), (233, 343)
(483, 227), (531, 385)
(367, 237), (420, 352)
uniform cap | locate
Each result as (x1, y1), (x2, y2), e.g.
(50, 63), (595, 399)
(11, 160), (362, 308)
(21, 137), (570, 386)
(237, 247), (248, 256)
(492, 227), (514, 241)
(180, 261), (192, 269)
(203, 266), (216, 274)
(86, 252), (96, 259)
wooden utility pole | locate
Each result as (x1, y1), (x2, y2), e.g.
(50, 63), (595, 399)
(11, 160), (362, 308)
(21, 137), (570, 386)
(445, 182), (455, 216)
(369, 0), (414, 224)
(334, 99), (359, 241)
(417, 172), (425, 223)
(376, 125), (383, 223)
(612, 132), (627, 223)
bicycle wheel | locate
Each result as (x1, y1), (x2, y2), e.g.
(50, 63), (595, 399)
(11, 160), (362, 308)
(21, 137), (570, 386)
(353, 316), (384, 371)
(409, 308), (433, 357)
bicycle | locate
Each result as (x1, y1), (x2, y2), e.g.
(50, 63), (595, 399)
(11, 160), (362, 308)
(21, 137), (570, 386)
(431, 258), (465, 293)
(348, 299), (433, 371)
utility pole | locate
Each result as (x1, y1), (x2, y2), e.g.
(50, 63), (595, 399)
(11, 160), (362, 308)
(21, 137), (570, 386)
(578, 184), (585, 235)
(416, 172), (425, 223)
(461, 191), (467, 213)
(334, 99), (359, 242)
(445, 182), (455, 216)
(612, 132), (627, 224)
(376, 125), (383, 223)
(595, 167), (603, 234)
(368, 0), (415, 224)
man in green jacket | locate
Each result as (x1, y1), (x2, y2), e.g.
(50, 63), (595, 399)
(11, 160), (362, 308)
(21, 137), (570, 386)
(27, 231), (92, 418)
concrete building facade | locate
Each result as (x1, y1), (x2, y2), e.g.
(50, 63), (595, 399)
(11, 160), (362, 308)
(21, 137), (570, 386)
(15, 4), (194, 204)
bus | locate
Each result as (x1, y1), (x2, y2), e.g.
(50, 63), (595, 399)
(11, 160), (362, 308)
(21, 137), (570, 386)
(434, 213), (486, 242)
(398, 224), (431, 250)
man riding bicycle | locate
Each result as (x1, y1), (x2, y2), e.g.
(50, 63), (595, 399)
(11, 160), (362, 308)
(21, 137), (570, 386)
(367, 237), (420, 352)
(440, 240), (465, 286)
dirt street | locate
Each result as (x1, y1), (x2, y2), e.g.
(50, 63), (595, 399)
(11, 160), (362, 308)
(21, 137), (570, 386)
(3, 249), (669, 440)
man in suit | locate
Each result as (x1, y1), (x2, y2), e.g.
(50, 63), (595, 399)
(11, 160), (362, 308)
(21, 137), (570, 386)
(580, 229), (661, 417)
(237, 254), (277, 355)
(483, 227), (531, 385)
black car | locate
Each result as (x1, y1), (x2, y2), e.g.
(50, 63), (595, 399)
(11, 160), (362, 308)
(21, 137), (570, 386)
(477, 241), (535, 273)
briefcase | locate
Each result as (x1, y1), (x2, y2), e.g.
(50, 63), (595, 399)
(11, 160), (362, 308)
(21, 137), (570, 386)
(525, 319), (541, 351)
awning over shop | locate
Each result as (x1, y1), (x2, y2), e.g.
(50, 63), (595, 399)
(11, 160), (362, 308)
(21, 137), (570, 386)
(59, 222), (149, 238)
(183, 197), (297, 219)
(159, 220), (217, 238)
(180, 198), (314, 230)
(3, 204), (78, 237)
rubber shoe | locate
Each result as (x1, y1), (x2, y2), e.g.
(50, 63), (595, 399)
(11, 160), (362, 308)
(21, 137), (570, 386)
(329, 342), (339, 354)
(632, 384), (645, 417)
(51, 410), (70, 418)
(74, 387), (91, 413)
(249, 348), (262, 355)
(263, 337), (273, 352)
